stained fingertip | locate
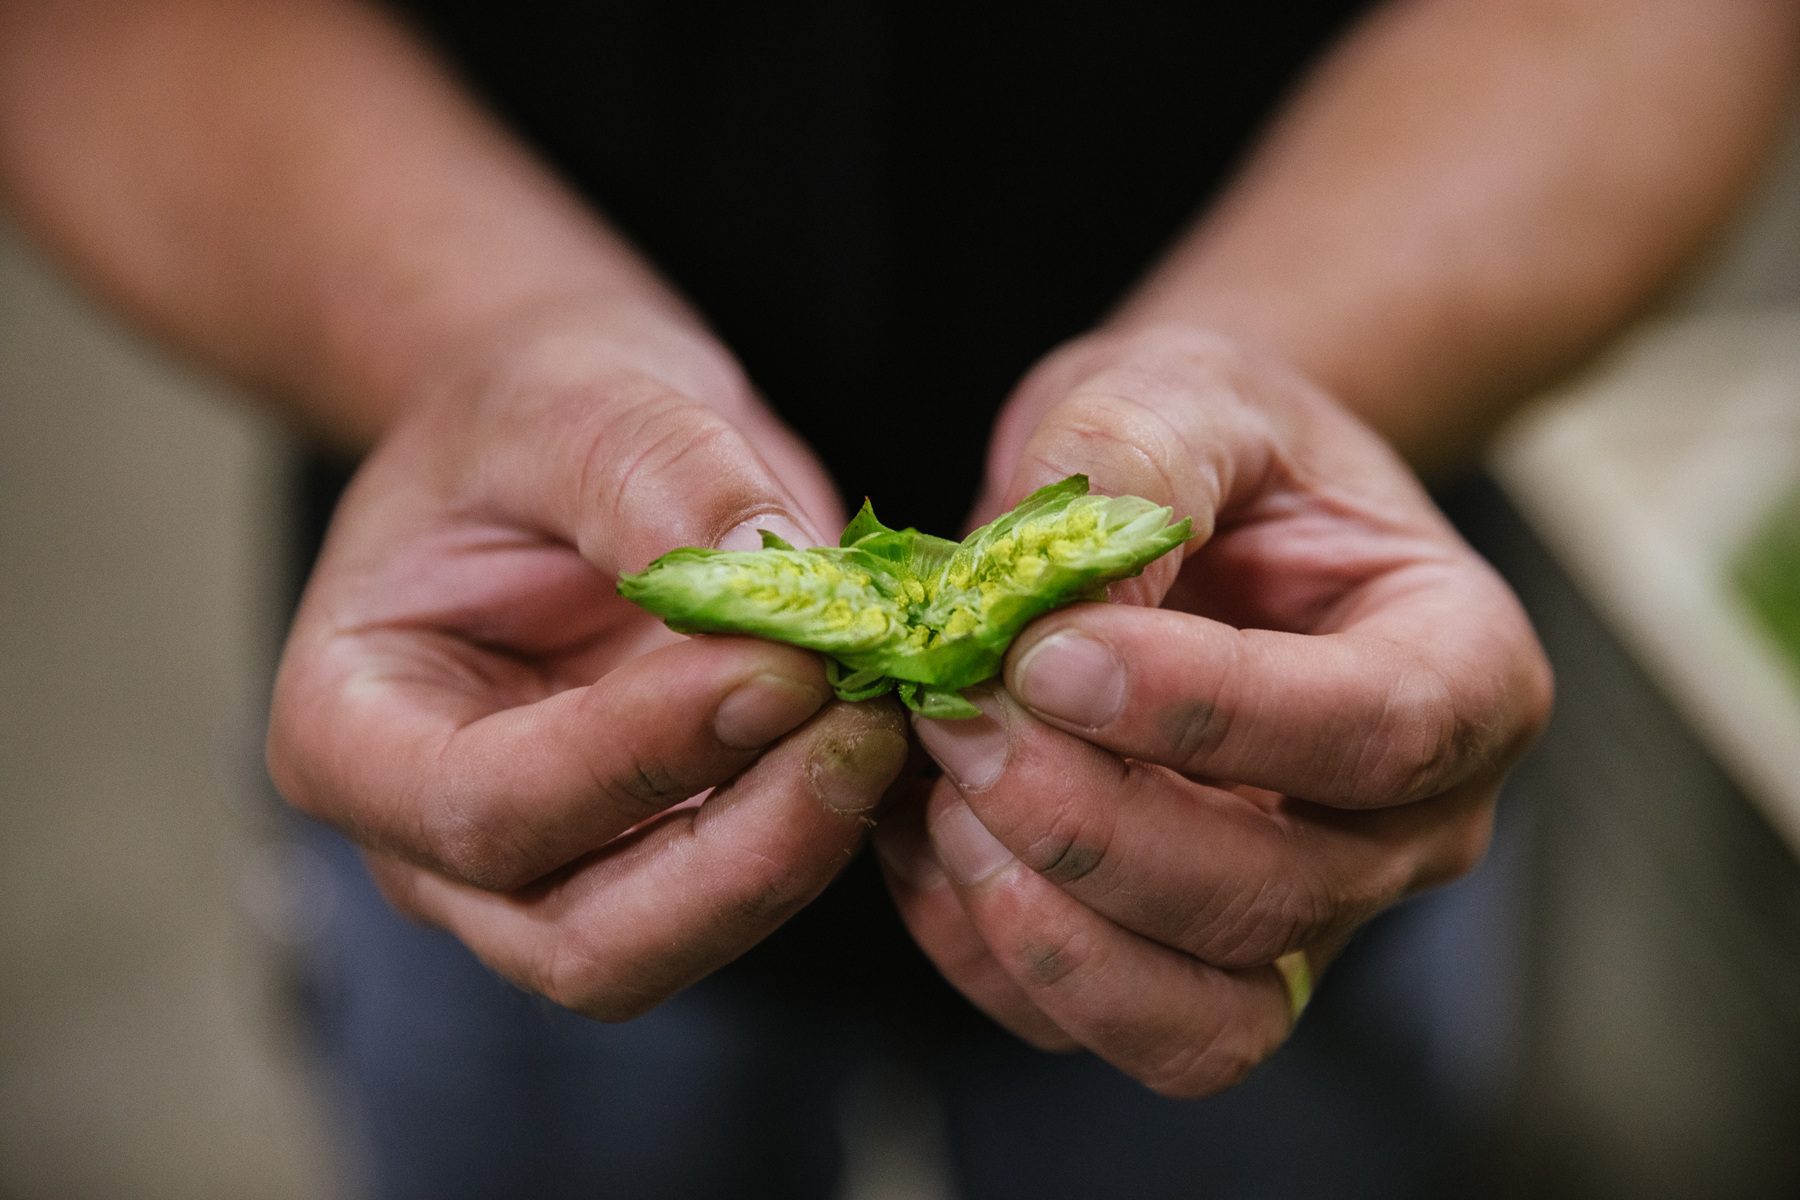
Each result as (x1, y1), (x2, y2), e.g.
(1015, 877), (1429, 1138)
(805, 719), (910, 816)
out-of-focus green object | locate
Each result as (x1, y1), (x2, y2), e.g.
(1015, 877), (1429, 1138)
(1733, 479), (1800, 682)
(618, 475), (1192, 717)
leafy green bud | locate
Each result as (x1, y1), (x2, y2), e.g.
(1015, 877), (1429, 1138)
(618, 475), (1191, 717)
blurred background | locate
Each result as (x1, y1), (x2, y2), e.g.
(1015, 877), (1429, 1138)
(3, 98), (1799, 1200)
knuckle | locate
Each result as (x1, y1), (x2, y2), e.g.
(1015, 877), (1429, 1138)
(1430, 803), (1497, 887)
(536, 933), (658, 1022)
(262, 724), (310, 814)
(1176, 872), (1313, 969)
(1154, 630), (1244, 773)
(1299, 870), (1388, 948)
(422, 794), (541, 892)
(265, 670), (330, 819)
(1139, 1023), (1265, 1100)
(595, 751), (691, 817)
(611, 403), (738, 508)
(1007, 913), (1097, 993)
(1162, 696), (1232, 774)
(577, 389), (761, 556)
(718, 842), (821, 927)
(1284, 827), (1409, 948)
(1445, 822), (1494, 883)
(1517, 649), (1556, 747)
(1355, 664), (1464, 806)
(1026, 391), (1182, 505)
(1010, 794), (1116, 889)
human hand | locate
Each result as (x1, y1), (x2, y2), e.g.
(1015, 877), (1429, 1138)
(876, 326), (1552, 1095)
(268, 320), (909, 1018)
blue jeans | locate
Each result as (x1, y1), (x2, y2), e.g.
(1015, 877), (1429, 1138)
(297, 817), (1520, 1200)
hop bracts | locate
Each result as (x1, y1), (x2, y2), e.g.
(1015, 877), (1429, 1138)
(617, 476), (1192, 718)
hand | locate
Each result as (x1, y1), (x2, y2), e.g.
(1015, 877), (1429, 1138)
(268, 321), (908, 1019)
(876, 326), (1552, 1095)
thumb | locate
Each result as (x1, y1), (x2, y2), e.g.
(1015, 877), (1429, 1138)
(481, 371), (833, 578)
(982, 334), (1278, 603)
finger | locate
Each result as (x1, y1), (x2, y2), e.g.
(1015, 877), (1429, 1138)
(370, 701), (910, 1021)
(468, 357), (832, 573)
(923, 783), (1294, 1099)
(983, 330), (1550, 804)
(985, 331), (1451, 611)
(271, 633), (838, 890)
(914, 688), (1497, 968)
(874, 791), (1078, 1051)
(986, 332), (1296, 605)
(1004, 567), (1551, 807)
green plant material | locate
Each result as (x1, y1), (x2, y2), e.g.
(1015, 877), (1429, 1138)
(1733, 479), (1800, 682)
(617, 475), (1192, 717)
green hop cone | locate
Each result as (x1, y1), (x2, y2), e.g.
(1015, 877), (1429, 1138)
(616, 475), (1193, 717)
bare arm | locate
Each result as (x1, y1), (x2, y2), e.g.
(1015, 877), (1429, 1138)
(1114, 0), (1800, 478)
(0, 0), (719, 451)
(896, 0), (1800, 1095)
(0, 0), (907, 1018)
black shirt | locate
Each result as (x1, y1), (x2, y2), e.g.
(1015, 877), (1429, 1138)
(303, 0), (1375, 1029)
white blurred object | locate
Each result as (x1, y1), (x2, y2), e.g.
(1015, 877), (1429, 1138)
(1494, 310), (1800, 854)
(1492, 86), (1800, 858)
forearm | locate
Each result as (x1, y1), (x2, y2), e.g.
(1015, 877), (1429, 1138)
(1112, 0), (1800, 479)
(0, 0), (723, 451)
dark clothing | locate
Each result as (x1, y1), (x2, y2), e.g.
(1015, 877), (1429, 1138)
(290, 5), (1518, 1197)
(390, 0), (1370, 532)
(317, 0), (1372, 1023)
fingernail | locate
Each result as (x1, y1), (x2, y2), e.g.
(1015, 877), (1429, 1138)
(929, 797), (1013, 885)
(807, 728), (910, 815)
(718, 513), (820, 552)
(913, 695), (1008, 793)
(1012, 630), (1125, 728)
(874, 824), (946, 889)
(713, 673), (827, 749)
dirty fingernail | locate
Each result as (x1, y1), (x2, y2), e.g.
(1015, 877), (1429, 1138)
(807, 728), (910, 815)
(713, 673), (827, 749)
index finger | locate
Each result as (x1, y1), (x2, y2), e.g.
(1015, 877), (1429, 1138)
(1003, 562), (1552, 807)
(370, 699), (910, 1021)
(270, 632), (835, 889)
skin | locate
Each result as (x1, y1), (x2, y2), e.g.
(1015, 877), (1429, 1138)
(880, 328), (1549, 1088)
(875, 0), (1800, 1093)
(3, 0), (1797, 1089)
(0, 0), (911, 1018)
